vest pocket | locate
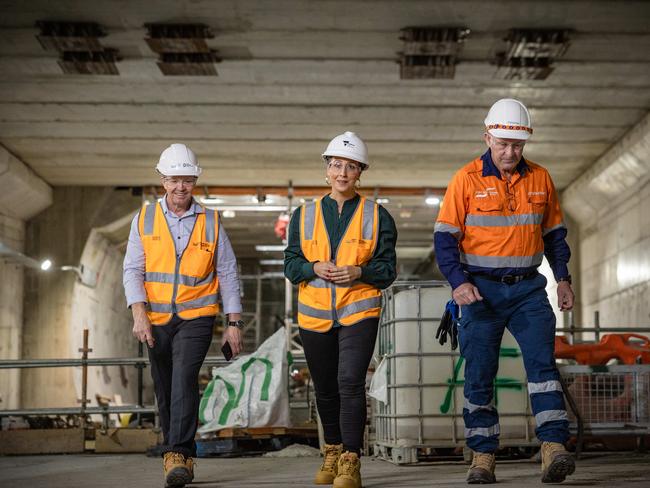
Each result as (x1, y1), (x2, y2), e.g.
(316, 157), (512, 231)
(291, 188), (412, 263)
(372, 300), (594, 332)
(356, 239), (374, 264)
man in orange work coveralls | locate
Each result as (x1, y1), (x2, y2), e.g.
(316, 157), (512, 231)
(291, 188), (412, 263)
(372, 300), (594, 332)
(434, 99), (576, 484)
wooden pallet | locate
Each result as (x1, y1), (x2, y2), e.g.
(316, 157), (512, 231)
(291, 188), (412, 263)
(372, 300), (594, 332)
(215, 426), (317, 439)
(196, 426), (318, 457)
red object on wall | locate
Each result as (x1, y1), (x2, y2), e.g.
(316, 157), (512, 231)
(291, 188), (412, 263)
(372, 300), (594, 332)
(555, 333), (650, 365)
(274, 213), (290, 240)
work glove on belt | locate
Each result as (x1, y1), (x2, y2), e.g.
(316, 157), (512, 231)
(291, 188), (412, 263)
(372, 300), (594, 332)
(436, 300), (460, 350)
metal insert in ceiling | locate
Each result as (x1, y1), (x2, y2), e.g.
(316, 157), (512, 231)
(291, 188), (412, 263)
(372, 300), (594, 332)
(35, 21), (120, 75)
(494, 28), (572, 80)
(398, 27), (470, 79)
(58, 49), (121, 75)
(145, 23), (220, 76)
(145, 23), (214, 53)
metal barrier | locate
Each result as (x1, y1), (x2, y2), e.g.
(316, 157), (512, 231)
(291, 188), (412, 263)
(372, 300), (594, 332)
(559, 364), (650, 454)
(372, 281), (650, 463)
(0, 328), (306, 429)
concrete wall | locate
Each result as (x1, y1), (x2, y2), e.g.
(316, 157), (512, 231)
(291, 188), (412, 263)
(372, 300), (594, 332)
(0, 145), (52, 409)
(0, 213), (24, 409)
(69, 215), (154, 407)
(22, 187), (141, 408)
(579, 179), (650, 332)
(563, 112), (650, 336)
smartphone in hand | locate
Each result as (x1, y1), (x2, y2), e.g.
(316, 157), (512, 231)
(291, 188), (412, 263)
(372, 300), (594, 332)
(221, 341), (233, 361)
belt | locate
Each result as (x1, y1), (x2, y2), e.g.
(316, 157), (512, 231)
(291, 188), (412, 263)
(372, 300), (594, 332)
(472, 271), (537, 285)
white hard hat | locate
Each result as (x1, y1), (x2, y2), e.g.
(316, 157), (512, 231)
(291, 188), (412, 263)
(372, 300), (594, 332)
(484, 98), (533, 140)
(322, 131), (369, 169)
(156, 143), (202, 177)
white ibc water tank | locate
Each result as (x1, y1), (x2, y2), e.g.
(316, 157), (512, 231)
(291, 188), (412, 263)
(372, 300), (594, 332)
(377, 283), (534, 447)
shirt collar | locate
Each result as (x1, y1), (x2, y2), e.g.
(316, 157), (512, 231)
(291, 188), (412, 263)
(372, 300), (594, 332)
(160, 195), (204, 217)
(480, 149), (529, 179)
(322, 193), (360, 210)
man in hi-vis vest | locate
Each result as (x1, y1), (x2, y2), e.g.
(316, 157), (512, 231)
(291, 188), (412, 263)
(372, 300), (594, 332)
(123, 143), (243, 488)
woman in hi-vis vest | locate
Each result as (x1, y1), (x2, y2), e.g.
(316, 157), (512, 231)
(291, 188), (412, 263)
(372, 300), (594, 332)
(284, 132), (397, 488)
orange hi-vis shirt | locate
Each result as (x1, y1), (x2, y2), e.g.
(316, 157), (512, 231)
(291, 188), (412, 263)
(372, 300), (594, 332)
(297, 196), (381, 332)
(435, 152), (568, 288)
(138, 201), (220, 325)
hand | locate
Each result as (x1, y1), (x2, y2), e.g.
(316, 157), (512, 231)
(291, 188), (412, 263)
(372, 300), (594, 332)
(452, 283), (484, 306)
(222, 325), (243, 359)
(329, 265), (362, 284)
(557, 281), (574, 311)
(313, 261), (337, 280)
(131, 303), (154, 348)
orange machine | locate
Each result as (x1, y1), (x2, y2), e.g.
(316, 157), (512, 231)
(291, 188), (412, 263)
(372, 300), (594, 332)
(555, 333), (650, 365)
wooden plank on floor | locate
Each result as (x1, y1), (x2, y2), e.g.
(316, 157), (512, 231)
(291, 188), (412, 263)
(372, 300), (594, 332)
(216, 426), (318, 438)
(95, 428), (161, 453)
(0, 428), (85, 454)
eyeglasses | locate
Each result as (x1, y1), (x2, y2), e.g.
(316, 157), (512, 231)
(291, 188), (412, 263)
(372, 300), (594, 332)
(328, 161), (361, 174)
(163, 177), (197, 188)
(493, 140), (525, 152)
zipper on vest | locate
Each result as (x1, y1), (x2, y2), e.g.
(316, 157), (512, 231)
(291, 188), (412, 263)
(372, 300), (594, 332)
(330, 198), (363, 323)
(171, 254), (181, 314)
(330, 259), (337, 322)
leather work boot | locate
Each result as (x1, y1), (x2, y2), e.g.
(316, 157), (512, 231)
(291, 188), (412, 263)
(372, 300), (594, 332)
(163, 452), (192, 487)
(541, 442), (575, 483)
(466, 451), (496, 484)
(333, 451), (362, 488)
(314, 443), (343, 484)
(185, 456), (195, 482)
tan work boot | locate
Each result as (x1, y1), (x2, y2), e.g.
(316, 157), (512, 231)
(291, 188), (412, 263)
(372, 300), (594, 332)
(541, 441), (575, 483)
(185, 457), (195, 482)
(163, 452), (192, 487)
(315, 443), (343, 484)
(333, 451), (362, 488)
(466, 451), (496, 484)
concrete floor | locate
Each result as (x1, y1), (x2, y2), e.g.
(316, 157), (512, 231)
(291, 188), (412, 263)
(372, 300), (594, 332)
(1, 452), (649, 487)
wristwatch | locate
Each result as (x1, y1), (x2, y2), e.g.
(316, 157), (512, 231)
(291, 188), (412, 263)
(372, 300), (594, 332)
(227, 319), (245, 330)
(558, 275), (572, 285)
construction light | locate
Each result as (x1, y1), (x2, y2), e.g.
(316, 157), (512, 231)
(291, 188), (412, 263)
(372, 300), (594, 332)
(255, 245), (285, 252)
(425, 196), (441, 206)
(40, 259), (52, 271)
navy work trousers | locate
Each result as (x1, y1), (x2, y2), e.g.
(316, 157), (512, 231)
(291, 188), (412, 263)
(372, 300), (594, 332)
(148, 314), (215, 457)
(458, 273), (569, 453)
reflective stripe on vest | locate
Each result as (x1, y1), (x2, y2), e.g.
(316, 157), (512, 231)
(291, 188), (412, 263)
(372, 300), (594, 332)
(435, 156), (567, 270)
(139, 201), (220, 325)
(297, 197), (381, 332)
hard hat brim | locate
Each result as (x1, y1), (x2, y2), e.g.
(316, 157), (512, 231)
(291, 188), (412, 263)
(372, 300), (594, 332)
(487, 128), (531, 141)
(156, 165), (202, 177)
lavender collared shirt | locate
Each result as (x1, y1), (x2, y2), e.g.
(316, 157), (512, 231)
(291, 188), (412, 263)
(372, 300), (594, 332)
(122, 196), (242, 314)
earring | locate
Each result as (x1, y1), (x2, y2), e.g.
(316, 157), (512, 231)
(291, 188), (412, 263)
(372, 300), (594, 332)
(325, 176), (331, 185)
(355, 179), (361, 188)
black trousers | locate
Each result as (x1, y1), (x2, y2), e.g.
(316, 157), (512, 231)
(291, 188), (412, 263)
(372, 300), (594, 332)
(299, 318), (379, 455)
(148, 314), (214, 457)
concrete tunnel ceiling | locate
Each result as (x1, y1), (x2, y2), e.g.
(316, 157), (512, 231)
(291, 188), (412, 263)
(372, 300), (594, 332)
(0, 0), (649, 263)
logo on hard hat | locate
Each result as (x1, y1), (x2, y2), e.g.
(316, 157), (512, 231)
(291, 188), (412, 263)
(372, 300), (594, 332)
(342, 140), (356, 148)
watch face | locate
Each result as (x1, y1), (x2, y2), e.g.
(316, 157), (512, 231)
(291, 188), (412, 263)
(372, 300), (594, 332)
(229, 320), (244, 329)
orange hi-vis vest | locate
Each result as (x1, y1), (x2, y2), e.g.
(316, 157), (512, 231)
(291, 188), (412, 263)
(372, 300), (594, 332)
(298, 196), (381, 332)
(138, 200), (220, 325)
(435, 156), (566, 269)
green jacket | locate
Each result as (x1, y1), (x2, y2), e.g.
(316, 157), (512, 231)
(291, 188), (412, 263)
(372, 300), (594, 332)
(284, 194), (398, 291)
